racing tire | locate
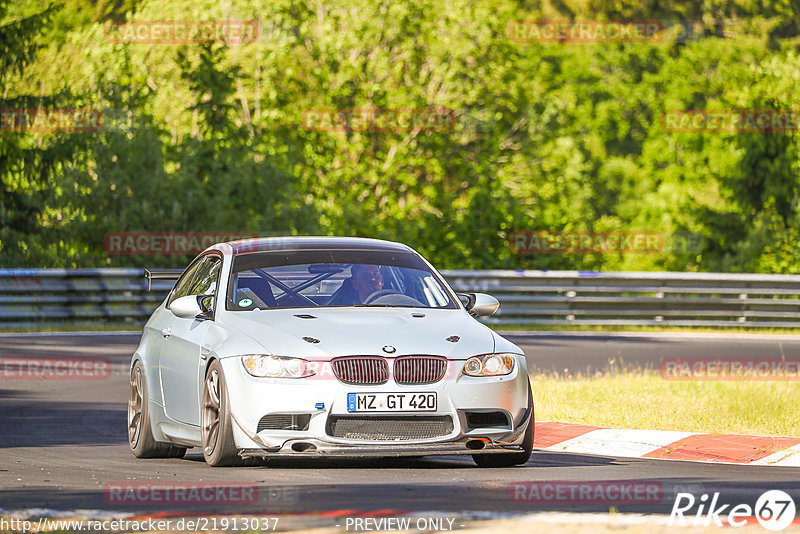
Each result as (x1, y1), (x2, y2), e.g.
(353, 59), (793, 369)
(201, 360), (242, 467)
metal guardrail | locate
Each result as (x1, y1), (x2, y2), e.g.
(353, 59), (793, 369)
(445, 270), (800, 327)
(1, 268), (800, 329)
(0, 268), (173, 329)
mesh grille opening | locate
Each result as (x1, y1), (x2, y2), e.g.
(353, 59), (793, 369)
(394, 356), (448, 385)
(466, 411), (510, 429)
(327, 415), (454, 441)
(257, 414), (311, 432)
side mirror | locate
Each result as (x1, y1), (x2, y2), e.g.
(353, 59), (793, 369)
(171, 295), (213, 319)
(198, 294), (214, 317)
(457, 292), (499, 317)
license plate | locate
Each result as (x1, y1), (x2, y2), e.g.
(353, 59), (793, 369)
(347, 392), (437, 412)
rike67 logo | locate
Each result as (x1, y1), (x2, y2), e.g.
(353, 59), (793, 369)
(670, 490), (796, 531)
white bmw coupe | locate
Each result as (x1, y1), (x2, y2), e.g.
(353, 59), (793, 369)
(128, 237), (533, 467)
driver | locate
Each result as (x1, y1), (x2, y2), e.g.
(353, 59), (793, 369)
(328, 264), (384, 305)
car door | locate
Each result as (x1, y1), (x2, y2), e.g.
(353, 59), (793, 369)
(146, 257), (204, 400)
(159, 254), (222, 426)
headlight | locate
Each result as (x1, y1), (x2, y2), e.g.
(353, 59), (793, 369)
(462, 354), (516, 376)
(241, 355), (315, 378)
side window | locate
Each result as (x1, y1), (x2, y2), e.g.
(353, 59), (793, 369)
(167, 259), (204, 307)
(188, 256), (221, 297)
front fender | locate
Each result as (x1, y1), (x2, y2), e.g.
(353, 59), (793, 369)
(130, 329), (164, 406)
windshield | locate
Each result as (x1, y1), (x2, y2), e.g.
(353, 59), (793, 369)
(226, 250), (457, 310)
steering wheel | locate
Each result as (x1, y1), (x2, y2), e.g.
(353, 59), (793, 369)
(364, 289), (401, 304)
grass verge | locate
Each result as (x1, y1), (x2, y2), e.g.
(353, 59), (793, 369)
(531, 365), (800, 437)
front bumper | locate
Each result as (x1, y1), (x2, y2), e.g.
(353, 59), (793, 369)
(237, 437), (528, 459)
(220, 354), (531, 457)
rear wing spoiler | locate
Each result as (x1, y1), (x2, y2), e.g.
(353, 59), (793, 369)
(144, 269), (183, 291)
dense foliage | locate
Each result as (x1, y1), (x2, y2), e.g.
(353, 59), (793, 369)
(2, 0), (800, 270)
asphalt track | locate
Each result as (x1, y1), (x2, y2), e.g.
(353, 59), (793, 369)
(0, 332), (799, 520)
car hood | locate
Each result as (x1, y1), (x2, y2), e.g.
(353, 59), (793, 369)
(218, 307), (497, 360)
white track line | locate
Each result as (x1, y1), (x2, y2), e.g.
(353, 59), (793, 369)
(542, 428), (695, 458)
(751, 444), (800, 467)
